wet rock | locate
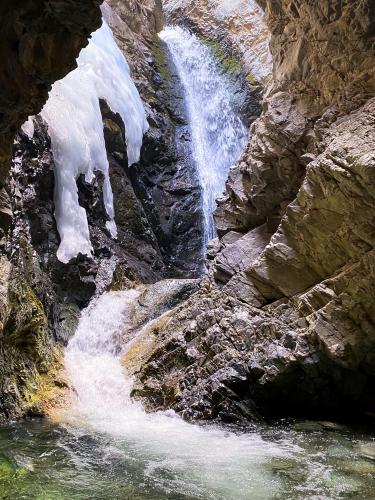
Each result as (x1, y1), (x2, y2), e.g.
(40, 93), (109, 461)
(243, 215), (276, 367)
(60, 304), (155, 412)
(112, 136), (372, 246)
(163, 0), (272, 81)
(133, 0), (375, 424)
(1, 0), (190, 421)
(104, 1), (205, 277)
(267, 457), (308, 483)
(292, 420), (347, 433)
(356, 443), (375, 462)
(342, 459), (375, 476)
(134, 278), (202, 325)
(0, 454), (15, 480)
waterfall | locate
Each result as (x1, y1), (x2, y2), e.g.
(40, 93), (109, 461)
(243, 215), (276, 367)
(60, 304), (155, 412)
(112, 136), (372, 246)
(159, 26), (248, 244)
(63, 290), (289, 499)
(40, 21), (148, 264)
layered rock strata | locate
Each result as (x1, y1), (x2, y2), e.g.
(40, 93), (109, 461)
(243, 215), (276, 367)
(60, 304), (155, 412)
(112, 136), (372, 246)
(0, 0), (204, 421)
(129, 0), (375, 423)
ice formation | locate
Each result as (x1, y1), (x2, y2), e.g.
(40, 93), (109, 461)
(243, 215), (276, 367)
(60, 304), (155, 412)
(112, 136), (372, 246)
(40, 21), (148, 263)
(21, 116), (35, 139)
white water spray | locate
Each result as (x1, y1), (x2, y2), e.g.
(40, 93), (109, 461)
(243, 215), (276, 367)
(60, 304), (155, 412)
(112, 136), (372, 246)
(64, 290), (291, 499)
(40, 21), (148, 263)
(159, 26), (248, 243)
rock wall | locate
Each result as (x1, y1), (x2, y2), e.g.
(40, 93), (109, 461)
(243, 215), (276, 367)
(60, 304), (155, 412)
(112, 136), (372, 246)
(104, 0), (205, 277)
(0, 0), (102, 192)
(163, 0), (272, 80)
(129, 0), (375, 423)
(0, 0), (203, 421)
(0, 0), (103, 422)
(163, 0), (271, 129)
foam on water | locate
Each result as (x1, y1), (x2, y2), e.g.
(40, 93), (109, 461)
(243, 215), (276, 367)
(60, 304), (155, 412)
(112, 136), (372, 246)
(159, 26), (248, 244)
(40, 21), (148, 263)
(64, 290), (288, 499)
(62, 290), (367, 499)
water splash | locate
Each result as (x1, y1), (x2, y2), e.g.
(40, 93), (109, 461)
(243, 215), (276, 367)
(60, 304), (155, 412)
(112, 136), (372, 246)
(59, 290), (371, 499)
(159, 26), (248, 244)
(63, 290), (288, 499)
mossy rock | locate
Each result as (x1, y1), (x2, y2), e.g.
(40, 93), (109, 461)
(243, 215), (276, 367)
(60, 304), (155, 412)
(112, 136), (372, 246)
(0, 454), (15, 480)
(22, 346), (69, 418)
(266, 457), (308, 483)
(4, 276), (49, 359)
(151, 34), (173, 87)
(199, 36), (241, 76)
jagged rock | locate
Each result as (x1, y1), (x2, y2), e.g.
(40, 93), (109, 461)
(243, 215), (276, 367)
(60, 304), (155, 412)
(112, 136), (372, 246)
(128, 0), (375, 424)
(0, 0), (205, 420)
(104, 0), (205, 277)
(356, 443), (375, 462)
(163, 0), (272, 81)
(163, 0), (269, 129)
(216, 0), (375, 235)
(0, 0), (102, 189)
(213, 224), (272, 283)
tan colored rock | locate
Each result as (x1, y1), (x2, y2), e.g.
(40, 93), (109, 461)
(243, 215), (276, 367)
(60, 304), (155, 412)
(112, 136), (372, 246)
(0, 256), (11, 332)
(213, 224), (272, 283)
(163, 0), (272, 80)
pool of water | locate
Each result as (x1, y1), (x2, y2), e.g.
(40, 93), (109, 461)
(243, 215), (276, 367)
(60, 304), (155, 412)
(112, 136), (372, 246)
(1, 418), (374, 499)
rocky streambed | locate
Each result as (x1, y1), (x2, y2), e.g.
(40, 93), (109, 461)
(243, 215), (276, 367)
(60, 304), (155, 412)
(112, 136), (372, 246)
(0, 0), (375, 498)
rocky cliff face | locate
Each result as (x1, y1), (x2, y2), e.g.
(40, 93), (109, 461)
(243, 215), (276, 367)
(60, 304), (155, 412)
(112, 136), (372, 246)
(163, 0), (272, 80)
(1, 0), (374, 425)
(0, 0), (103, 422)
(0, 0), (102, 191)
(103, 0), (205, 277)
(0, 0), (204, 422)
(163, 0), (271, 129)
(129, 0), (375, 423)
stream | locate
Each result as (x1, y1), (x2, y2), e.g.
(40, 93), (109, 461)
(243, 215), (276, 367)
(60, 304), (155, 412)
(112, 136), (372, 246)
(1, 290), (375, 499)
(1, 24), (375, 500)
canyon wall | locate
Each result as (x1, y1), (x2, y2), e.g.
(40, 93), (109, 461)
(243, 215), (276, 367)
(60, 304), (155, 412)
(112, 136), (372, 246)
(163, 0), (272, 80)
(0, 0), (103, 422)
(1, 0), (374, 424)
(130, 0), (375, 423)
(0, 0), (202, 421)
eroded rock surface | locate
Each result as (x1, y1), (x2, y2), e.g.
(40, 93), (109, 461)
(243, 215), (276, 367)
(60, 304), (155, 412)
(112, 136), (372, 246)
(0, 0), (103, 422)
(0, 0), (102, 188)
(129, 1), (375, 423)
(163, 0), (272, 80)
(0, 0), (208, 421)
(104, 0), (205, 277)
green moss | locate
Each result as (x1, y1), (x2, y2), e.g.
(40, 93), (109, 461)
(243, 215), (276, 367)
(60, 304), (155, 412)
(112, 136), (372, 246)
(151, 34), (173, 86)
(6, 283), (48, 357)
(246, 72), (258, 86)
(199, 36), (241, 76)
(22, 346), (67, 417)
(0, 455), (15, 480)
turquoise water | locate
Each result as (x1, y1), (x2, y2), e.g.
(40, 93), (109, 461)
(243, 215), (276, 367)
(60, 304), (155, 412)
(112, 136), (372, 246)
(1, 418), (374, 500)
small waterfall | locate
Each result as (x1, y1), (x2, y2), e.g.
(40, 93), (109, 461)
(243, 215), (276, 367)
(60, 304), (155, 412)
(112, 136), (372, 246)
(159, 26), (248, 244)
(63, 290), (288, 499)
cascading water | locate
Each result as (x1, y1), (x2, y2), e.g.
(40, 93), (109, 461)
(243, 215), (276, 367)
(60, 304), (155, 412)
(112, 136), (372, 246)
(2, 16), (374, 500)
(40, 289), (371, 499)
(159, 26), (248, 244)
(63, 291), (286, 498)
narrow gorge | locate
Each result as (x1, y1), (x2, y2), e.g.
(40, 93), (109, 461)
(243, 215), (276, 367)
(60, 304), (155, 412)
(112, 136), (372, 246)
(0, 0), (375, 498)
